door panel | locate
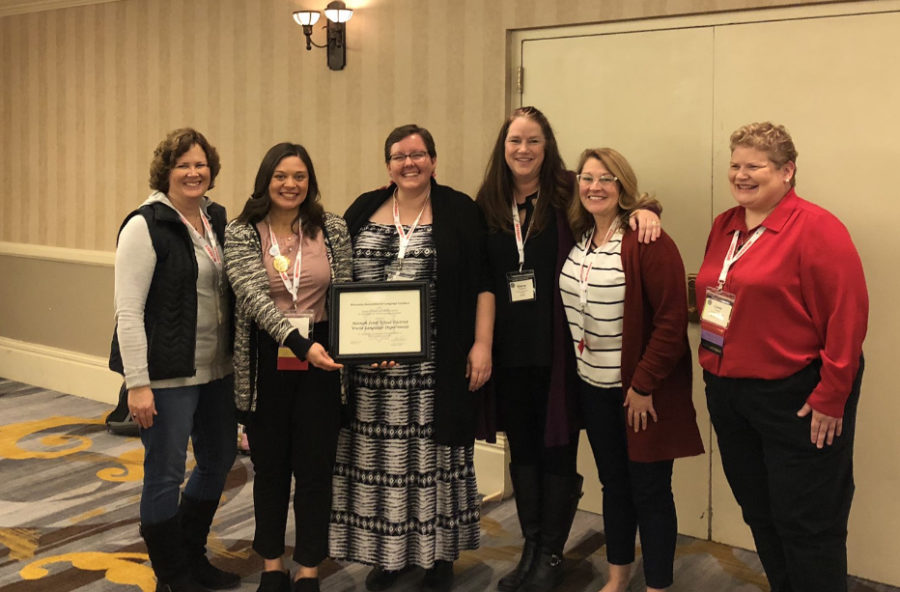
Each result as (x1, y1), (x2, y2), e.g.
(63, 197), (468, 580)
(521, 26), (716, 541)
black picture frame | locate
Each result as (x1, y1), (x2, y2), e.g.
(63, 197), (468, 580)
(328, 280), (431, 364)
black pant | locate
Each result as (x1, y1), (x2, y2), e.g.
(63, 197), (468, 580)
(246, 323), (342, 567)
(579, 381), (676, 589)
(705, 358), (863, 592)
(495, 366), (578, 474)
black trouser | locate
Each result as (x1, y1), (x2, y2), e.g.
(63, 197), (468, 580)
(579, 381), (676, 589)
(704, 358), (863, 592)
(246, 322), (342, 567)
(495, 366), (578, 474)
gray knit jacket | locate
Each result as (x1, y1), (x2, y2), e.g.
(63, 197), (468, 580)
(224, 212), (353, 413)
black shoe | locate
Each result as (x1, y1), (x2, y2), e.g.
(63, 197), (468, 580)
(422, 560), (453, 592)
(142, 517), (205, 592)
(256, 570), (291, 592)
(365, 567), (401, 591)
(518, 551), (564, 592)
(292, 577), (320, 592)
(191, 555), (241, 590)
(497, 538), (538, 592)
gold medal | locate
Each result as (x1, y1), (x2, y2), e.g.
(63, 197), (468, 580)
(273, 255), (290, 273)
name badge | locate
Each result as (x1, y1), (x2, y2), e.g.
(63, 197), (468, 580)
(385, 260), (417, 282)
(700, 287), (735, 356)
(277, 310), (315, 370)
(507, 270), (536, 303)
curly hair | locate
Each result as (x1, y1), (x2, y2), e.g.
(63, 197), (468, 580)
(730, 122), (798, 187)
(568, 147), (659, 239)
(475, 106), (573, 235)
(148, 128), (221, 194)
(234, 143), (324, 239)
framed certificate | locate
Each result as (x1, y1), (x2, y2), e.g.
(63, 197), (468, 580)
(329, 281), (431, 364)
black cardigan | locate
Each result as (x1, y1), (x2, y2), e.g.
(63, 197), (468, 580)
(344, 179), (488, 446)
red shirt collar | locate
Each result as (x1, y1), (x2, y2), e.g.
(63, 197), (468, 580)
(724, 187), (799, 234)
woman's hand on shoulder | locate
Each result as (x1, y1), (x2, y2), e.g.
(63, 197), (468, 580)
(623, 387), (657, 432)
(306, 342), (343, 371)
(797, 403), (843, 448)
(127, 385), (157, 429)
(629, 209), (662, 244)
(466, 341), (492, 391)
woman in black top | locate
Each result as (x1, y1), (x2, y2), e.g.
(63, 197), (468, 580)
(475, 107), (660, 592)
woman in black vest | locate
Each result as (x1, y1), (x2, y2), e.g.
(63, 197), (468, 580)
(110, 128), (238, 592)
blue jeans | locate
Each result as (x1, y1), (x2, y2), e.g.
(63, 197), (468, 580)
(139, 376), (237, 524)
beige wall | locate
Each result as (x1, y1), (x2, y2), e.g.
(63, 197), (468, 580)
(0, 0), (850, 353)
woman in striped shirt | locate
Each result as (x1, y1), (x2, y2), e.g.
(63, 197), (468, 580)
(559, 147), (703, 592)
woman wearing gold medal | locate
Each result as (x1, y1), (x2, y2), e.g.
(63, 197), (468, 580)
(329, 124), (492, 592)
(109, 128), (239, 592)
(225, 142), (351, 592)
(559, 148), (702, 592)
(696, 122), (868, 592)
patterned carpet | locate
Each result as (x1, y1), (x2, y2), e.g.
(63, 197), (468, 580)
(0, 377), (895, 592)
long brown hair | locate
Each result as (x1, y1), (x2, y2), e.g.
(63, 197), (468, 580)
(475, 106), (574, 234)
(234, 143), (324, 238)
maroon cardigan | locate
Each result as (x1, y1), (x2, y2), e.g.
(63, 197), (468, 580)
(618, 229), (704, 462)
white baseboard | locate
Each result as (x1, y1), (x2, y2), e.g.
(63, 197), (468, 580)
(474, 436), (511, 501)
(0, 337), (121, 405)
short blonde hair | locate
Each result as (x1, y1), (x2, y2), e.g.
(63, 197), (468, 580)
(730, 122), (798, 187)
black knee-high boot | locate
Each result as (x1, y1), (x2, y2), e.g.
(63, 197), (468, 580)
(141, 515), (205, 592)
(179, 494), (241, 590)
(498, 464), (542, 592)
(519, 472), (584, 592)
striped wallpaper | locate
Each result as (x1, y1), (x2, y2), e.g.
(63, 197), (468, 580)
(0, 0), (843, 252)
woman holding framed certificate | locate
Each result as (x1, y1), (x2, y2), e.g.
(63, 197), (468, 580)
(225, 143), (351, 592)
(329, 124), (493, 592)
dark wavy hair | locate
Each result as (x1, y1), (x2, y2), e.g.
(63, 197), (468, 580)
(149, 128), (221, 194)
(383, 124), (437, 163)
(234, 143), (324, 238)
(475, 106), (574, 234)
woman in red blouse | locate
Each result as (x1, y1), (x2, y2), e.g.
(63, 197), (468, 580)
(695, 122), (868, 592)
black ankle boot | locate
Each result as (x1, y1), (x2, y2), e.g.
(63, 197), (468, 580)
(422, 560), (453, 592)
(365, 566), (401, 591)
(498, 464), (542, 592)
(179, 494), (240, 589)
(256, 570), (291, 592)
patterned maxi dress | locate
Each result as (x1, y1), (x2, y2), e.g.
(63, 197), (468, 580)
(329, 221), (481, 570)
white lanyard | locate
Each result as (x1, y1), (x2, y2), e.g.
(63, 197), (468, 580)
(510, 192), (538, 272)
(393, 191), (429, 261)
(177, 209), (222, 267)
(717, 227), (765, 289)
(578, 219), (620, 307)
(267, 220), (303, 305)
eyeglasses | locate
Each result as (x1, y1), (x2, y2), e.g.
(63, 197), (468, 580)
(389, 151), (429, 163)
(577, 173), (618, 186)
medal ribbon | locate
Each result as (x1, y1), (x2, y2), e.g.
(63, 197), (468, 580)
(267, 220), (303, 305)
(578, 219), (620, 308)
(392, 191), (429, 261)
(717, 227), (765, 289)
(510, 192), (538, 272)
(177, 209), (222, 267)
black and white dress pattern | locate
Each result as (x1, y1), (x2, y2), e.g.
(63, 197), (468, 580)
(329, 222), (480, 570)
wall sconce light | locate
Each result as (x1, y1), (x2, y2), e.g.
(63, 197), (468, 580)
(293, 1), (354, 71)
